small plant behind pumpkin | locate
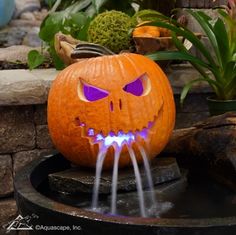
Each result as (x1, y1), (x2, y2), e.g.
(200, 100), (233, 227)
(147, 1), (236, 107)
(28, 0), (138, 70)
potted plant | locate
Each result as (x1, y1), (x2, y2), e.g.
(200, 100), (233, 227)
(147, 0), (236, 115)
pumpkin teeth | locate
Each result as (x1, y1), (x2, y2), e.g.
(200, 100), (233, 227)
(78, 115), (157, 148)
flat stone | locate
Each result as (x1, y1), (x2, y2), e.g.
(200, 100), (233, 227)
(0, 69), (58, 105)
(49, 157), (181, 194)
(36, 125), (54, 149)
(0, 155), (13, 197)
(0, 45), (41, 63)
(13, 149), (55, 176)
(0, 106), (35, 153)
(0, 199), (17, 229)
(9, 19), (41, 27)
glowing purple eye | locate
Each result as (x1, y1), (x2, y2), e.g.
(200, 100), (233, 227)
(83, 83), (108, 101)
(123, 77), (144, 96)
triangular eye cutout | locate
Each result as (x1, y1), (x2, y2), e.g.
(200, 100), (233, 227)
(123, 73), (149, 96)
(80, 81), (109, 101)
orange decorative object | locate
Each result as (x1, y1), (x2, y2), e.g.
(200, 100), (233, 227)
(48, 53), (175, 169)
(133, 26), (161, 38)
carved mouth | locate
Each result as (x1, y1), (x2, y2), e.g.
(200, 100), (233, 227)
(75, 116), (157, 147)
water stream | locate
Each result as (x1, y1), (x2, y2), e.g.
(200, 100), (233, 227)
(111, 146), (121, 214)
(91, 144), (107, 209)
(91, 142), (157, 217)
(138, 145), (157, 213)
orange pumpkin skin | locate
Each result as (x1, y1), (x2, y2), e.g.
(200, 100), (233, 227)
(48, 53), (175, 169)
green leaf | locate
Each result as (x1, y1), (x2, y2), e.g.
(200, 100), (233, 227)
(213, 17), (230, 68)
(39, 12), (63, 41)
(180, 78), (208, 105)
(71, 12), (88, 27)
(27, 50), (45, 70)
(149, 21), (217, 67)
(77, 17), (92, 40)
(147, 51), (211, 69)
(171, 32), (211, 81)
(187, 10), (221, 68)
(49, 45), (65, 70)
(147, 50), (220, 90)
(92, 0), (107, 13)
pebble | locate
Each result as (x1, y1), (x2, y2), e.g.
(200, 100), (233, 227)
(22, 27), (42, 47)
(14, 0), (41, 18)
(20, 12), (36, 21)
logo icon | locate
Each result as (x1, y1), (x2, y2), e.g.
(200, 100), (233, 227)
(5, 214), (38, 233)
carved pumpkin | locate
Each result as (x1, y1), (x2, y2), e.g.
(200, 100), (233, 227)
(48, 53), (175, 169)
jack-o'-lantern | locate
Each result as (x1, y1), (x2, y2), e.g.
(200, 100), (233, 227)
(48, 53), (175, 169)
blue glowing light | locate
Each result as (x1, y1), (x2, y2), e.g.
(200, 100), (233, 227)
(95, 131), (135, 147)
(88, 128), (95, 136)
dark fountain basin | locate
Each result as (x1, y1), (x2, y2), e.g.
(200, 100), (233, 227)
(15, 153), (236, 235)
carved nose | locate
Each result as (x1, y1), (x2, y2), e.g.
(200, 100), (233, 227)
(110, 101), (114, 112)
(119, 99), (122, 110)
(109, 99), (122, 112)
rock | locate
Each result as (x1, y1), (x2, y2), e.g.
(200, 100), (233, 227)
(0, 106), (35, 153)
(33, 9), (48, 21)
(9, 19), (41, 27)
(20, 12), (36, 21)
(14, 0), (41, 18)
(49, 157), (181, 194)
(0, 155), (13, 197)
(0, 27), (27, 47)
(22, 27), (41, 47)
(0, 45), (38, 63)
(165, 112), (236, 191)
(36, 125), (54, 149)
(0, 199), (17, 229)
(108, 173), (187, 217)
(13, 149), (55, 176)
(34, 104), (47, 125)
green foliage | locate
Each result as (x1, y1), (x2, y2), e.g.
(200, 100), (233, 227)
(131, 9), (161, 25)
(147, 9), (236, 103)
(31, 0), (176, 70)
(27, 50), (45, 70)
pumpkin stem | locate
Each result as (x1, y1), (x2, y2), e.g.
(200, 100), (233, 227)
(71, 43), (115, 59)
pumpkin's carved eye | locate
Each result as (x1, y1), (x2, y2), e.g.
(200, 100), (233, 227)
(78, 81), (109, 101)
(123, 73), (150, 96)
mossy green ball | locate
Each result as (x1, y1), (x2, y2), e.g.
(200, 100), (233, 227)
(88, 10), (132, 53)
